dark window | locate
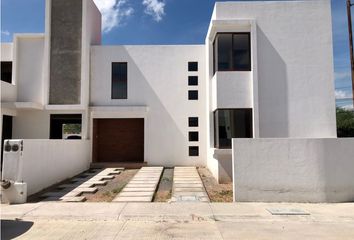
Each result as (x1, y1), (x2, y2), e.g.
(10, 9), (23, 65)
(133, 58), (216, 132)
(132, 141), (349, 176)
(188, 76), (198, 86)
(189, 131), (199, 142)
(188, 62), (198, 71)
(1, 115), (13, 168)
(188, 117), (199, 127)
(188, 90), (198, 100)
(189, 146), (199, 156)
(112, 62), (127, 99)
(1, 62), (12, 83)
(214, 109), (253, 149)
(213, 33), (251, 72)
(50, 114), (82, 139)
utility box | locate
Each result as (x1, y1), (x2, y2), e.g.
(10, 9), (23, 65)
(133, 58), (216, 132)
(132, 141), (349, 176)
(1, 140), (27, 204)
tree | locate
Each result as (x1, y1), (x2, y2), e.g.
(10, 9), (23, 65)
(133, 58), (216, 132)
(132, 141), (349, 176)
(336, 107), (354, 137)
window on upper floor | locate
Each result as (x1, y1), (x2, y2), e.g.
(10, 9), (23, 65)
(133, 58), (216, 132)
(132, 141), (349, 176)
(112, 62), (128, 99)
(214, 109), (253, 149)
(213, 33), (251, 73)
(1, 62), (12, 84)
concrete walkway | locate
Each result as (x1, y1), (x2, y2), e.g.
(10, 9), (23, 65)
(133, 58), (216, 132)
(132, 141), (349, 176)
(171, 167), (209, 202)
(1, 202), (354, 239)
(113, 167), (163, 202)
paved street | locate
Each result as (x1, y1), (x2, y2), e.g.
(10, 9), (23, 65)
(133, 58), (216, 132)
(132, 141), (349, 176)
(1, 202), (354, 239)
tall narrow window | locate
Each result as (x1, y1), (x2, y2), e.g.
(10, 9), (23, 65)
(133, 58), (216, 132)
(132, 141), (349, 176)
(1, 62), (12, 84)
(214, 109), (253, 149)
(213, 33), (251, 72)
(112, 62), (127, 99)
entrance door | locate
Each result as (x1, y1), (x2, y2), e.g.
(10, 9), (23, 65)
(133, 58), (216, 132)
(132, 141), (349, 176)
(1, 115), (13, 169)
(93, 119), (144, 163)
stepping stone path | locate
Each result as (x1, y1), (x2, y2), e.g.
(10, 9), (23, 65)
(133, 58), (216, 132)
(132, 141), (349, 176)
(113, 167), (163, 202)
(171, 167), (210, 202)
(41, 168), (123, 202)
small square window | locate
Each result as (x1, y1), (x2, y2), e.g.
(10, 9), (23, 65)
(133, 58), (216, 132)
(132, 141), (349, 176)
(188, 76), (198, 86)
(188, 62), (198, 71)
(189, 117), (198, 127)
(189, 146), (199, 156)
(188, 90), (198, 100)
(189, 131), (199, 141)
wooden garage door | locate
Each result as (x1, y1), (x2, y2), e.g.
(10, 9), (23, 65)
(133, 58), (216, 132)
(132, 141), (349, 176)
(93, 119), (144, 163)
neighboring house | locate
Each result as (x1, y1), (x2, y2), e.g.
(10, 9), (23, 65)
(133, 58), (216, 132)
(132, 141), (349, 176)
(0, 0), (337, 183)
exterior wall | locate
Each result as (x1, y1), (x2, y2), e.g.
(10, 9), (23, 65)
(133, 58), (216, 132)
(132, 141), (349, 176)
(212, 72), (253, 110)
(15, 35), (45, 104)
(206, 0), (337, 183)
(213, 0), (336, 138)
(232, 138), (354, 203)
(1, 43), (13, 62)
(49, 0), (82, 104)
(12, 109), (86, 139)
(2, 139), (90, 195)
(91, 45), (206, 166)
(1, 82), (17, 103)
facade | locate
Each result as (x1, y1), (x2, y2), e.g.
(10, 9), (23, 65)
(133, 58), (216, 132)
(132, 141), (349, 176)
(1, 0), (336, 183)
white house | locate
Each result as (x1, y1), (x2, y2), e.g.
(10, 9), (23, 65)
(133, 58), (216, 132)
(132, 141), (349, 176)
(2, 0), (353, 201)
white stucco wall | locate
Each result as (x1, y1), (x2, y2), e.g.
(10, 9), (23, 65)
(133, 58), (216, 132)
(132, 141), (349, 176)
(2, 139), (90, 195)
(212, 72), (253, 110)
(1, 43), (13, 62)
(1, 82), (17, 103)
(211, 0), (336, 138)
(232, 138), (354, 203)
(91, 45), (206, 166)
(12, 109), (87, 139)
(14, 35), (45, 104)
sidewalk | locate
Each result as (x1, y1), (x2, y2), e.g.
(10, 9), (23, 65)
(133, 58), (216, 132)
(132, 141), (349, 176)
(1, 202), (354, 239)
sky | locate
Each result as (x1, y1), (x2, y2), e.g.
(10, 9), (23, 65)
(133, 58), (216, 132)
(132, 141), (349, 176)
(0, 0), (353, 109)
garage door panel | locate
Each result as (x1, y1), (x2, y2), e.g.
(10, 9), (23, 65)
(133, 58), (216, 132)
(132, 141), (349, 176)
(93, 119), (144, 163)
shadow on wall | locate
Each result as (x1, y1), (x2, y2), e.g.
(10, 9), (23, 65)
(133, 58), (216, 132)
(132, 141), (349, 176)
(116, 47), (190, 166)
(257, 27), (289, 137)
(1, 219), (34, 240)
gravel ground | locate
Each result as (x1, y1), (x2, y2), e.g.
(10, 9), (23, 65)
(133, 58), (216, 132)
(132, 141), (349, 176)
(84, 169), (138, 202)
(198, 167), (233, 202)
(153, 168), (173, 202)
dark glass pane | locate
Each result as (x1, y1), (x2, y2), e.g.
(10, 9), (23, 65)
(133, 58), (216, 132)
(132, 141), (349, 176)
(189, 131), (199, 141)
(188, 117), (199, 127)
(233, 34), (251, 71)
(188, 62), (198, 71)
(1, 62), (12, 83)
(112, 62), (127, 99)
(189, 146), (199, 156)
(50, 114), (82, 139)
(188, 76), (198, 86)
(217, 34), (232, 71)
(188, 90), (198, 100)
(214, 109), (253, 148)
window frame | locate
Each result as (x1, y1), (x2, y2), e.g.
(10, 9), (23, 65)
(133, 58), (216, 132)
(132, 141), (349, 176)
(188, 90), (198, 100)
(188, 76), (198, 86)
(189, 146), (199, 157)
(213, 108), (253, 149)
(188, 62), (198, 72)
(111, 62), (128, 99)
(188, 117), (199, 127)
(213, 32), (251, 73)
(1, 61), (13, 84)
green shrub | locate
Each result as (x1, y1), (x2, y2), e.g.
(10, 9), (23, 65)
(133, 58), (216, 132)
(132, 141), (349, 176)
(336, 107), (354, 137)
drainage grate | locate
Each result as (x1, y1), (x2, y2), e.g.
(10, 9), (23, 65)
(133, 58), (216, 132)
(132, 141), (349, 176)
(267, 208), (310, 215)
